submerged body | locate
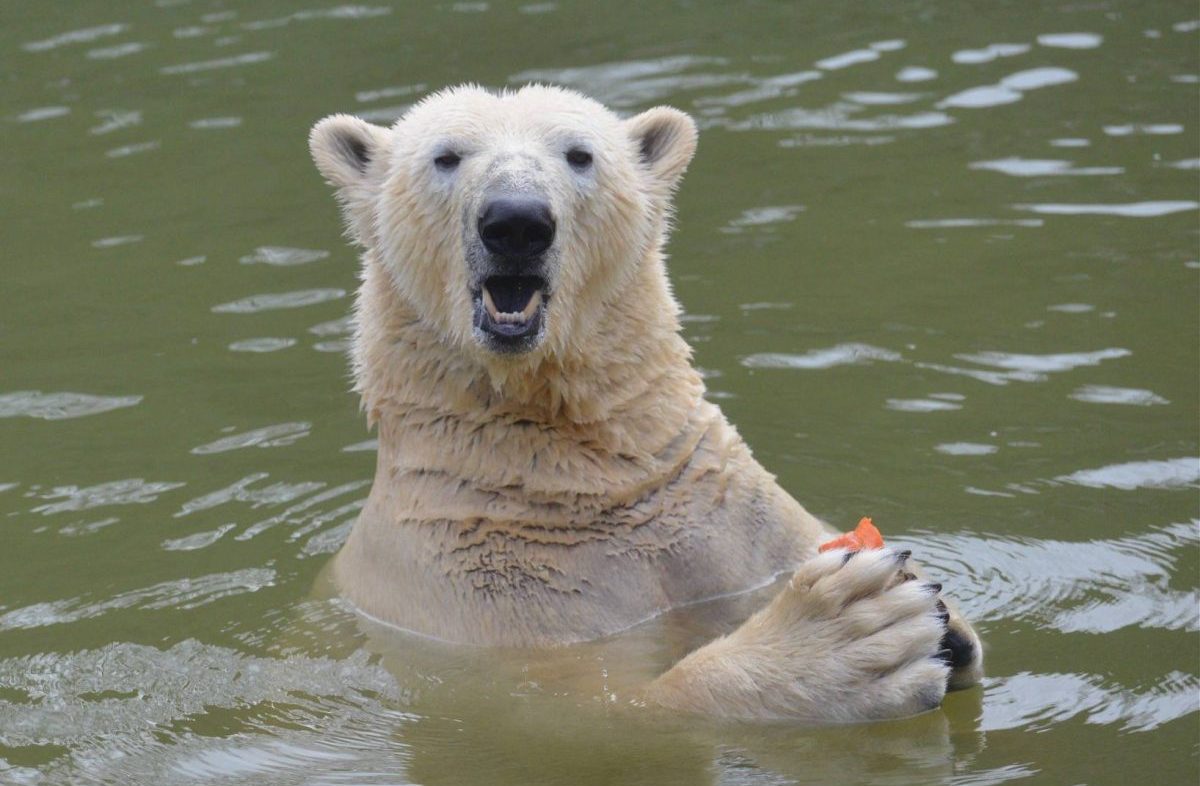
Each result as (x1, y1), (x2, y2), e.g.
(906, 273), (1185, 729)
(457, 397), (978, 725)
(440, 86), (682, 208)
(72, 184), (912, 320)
(310, 84), (982, 721)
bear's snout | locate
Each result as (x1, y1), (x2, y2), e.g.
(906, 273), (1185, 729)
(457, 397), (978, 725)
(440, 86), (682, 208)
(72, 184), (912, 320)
(479, 197), (556, 261)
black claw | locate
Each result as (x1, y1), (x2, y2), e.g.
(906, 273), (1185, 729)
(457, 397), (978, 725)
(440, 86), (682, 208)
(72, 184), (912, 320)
(938, 627), (977, 671)
(937, 610), (951, 626)
(895, 549), (912, 563)
(935, 599), (948, 613)
(842, 551), (857, 565)
(935, 647), (953, 664)
(901, 571), (918, 582)
(926, 582), (943, 595)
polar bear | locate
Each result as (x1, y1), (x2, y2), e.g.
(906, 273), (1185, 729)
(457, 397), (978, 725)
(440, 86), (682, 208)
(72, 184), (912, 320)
(308, 84), (982, 723)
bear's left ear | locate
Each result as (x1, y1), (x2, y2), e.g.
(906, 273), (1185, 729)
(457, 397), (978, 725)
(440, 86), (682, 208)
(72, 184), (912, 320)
(625, 106), (698, 190)
(309, 114), (390, 244)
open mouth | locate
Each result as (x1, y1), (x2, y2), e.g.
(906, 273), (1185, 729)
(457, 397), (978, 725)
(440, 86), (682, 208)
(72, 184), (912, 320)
(474, 275), (547, 347)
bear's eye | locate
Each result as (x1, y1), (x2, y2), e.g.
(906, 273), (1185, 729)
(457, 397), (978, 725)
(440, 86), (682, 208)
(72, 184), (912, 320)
(566, 148), (593, 170)
(434, 152), (461, 171)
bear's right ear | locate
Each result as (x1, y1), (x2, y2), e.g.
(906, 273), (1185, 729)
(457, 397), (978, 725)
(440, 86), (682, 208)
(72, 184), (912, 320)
(309, 114), (390, 243)
(309, 113), (389, 188)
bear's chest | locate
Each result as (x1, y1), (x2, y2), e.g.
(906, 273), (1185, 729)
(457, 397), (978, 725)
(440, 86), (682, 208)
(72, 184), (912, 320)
(339, 485), (755, 645)
(335, 422), (817, 645)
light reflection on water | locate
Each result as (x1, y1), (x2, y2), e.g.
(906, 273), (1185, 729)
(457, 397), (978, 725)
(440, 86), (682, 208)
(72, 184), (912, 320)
(0, 1), (1197, 784)
(891, 520), (1198, 633)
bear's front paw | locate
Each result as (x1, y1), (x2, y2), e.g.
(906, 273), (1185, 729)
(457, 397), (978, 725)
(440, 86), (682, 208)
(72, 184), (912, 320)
(773, 547), (952, 721)
(648, 547), (953, 722)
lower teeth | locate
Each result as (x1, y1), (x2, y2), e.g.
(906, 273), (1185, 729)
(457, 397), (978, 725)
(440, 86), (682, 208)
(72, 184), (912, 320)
(483, 288), (542, 324)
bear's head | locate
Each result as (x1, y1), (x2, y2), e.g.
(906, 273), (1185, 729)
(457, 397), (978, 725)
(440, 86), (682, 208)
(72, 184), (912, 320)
(309, 85), (697, 362)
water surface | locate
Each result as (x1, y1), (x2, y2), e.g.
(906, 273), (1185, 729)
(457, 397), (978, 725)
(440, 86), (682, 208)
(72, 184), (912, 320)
(1, 1), (1197, 784)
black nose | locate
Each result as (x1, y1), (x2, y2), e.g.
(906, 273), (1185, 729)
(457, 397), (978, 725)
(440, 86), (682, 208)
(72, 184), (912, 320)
(478, 198), (555, 259)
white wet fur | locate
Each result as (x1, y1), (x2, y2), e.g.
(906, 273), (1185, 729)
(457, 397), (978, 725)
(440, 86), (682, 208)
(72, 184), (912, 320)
(308, 84), (982, 722)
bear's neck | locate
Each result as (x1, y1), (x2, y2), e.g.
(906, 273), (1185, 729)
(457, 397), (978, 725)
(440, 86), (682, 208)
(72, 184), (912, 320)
(352, 249), (712, 509)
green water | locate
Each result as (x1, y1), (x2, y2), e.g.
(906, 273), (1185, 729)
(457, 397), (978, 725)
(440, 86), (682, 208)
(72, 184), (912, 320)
(2, 1), (1198, 784)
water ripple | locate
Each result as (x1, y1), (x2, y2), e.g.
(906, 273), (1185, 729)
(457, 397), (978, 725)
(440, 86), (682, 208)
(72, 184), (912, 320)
(161, 524), (237, 551)
(87, 42), (147, 60)
(31, 479), (185, 514)
(742, 343), (902, 370)
(741, 345), (1131, 383)
(732, 106), (953, 132)
(970, 157), (1122, 176)
(844, 91), (923, 105)
(90, 109), (142, 135)
(955, 348), (1129, 374)
(172, 25), (213, 39)
(916, 362), (1045, 385)
(307, 316), (353, 336)
(189, 116), (242, 129)
(0, 391), (142, 420)
(981, 670), (1198, 733)
(228, 337), (297, 353)
(952, 43), (1030, 64)
(1037, 32), (1103, 49)
(15, 106), (70, 123)
(815, 49), (879, 70)
(1104, 123), (1184, 136)
(212, 289), (346, 313)
(906, 218), (1043, 229)
(0, 638), (409, 784)
(512, 56), (733, 107)
(939, 67), (1077, 109)
(355, 82), (427, 103)
(236, 480), (368, 541)
(191, 423), (311, 454)
(241, 5), (392, 30)
(92, 234), (144, 248)
(895, 66), (937, 82)
(1014, 201), (1199, 217)
(886, 397), (963, 412)
(935, 442), (998, 456)
(1070, 385), (1169, 406)
(695, 71), (822, 109)
(160, 52), (274, 75)
(174, 473), (324, 516)
(721, 204), (806, 233)
(898, 521), (1199, 633)
(106, 141), (159, 158)
(0, 568), (276, 631)
(1056, 457), (1199, 490)
(22, 23), (127, 52)
(238, 246), (329, 266)
(0, 638), (401, 745)
(1001, 67), (1080, 90)
(57, 517), (121, 537)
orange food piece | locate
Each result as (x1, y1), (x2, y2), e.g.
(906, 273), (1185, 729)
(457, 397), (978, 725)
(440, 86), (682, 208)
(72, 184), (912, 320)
(818, 517), (885, 553)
